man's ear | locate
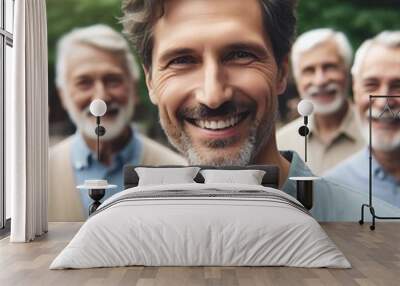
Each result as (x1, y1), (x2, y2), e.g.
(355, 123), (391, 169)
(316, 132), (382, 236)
(352, 78), (361, 104)
(131, 80), (140, 105)
(276, 55), (289, 95)
(352, 78), (357, 98)
(57, 88), (68, 111)
(143, 65), (158, 105)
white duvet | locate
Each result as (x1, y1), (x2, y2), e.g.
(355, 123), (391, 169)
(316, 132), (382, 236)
(50, 183), (350, 269)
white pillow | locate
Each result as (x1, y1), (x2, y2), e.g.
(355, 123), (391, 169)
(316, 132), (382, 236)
(135, 167), (200, 186)
(200, 169), (266, 185)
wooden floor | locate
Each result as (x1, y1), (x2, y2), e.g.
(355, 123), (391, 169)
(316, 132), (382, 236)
(0, 222), (399, 286)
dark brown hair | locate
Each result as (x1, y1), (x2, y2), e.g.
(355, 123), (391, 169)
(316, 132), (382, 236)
(121, 0), (297, 70)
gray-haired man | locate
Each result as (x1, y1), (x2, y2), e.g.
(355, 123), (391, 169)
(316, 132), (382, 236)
(277, 28), (364, 175)
(49, 24), (185, 222)
(326, 31), (400, 208)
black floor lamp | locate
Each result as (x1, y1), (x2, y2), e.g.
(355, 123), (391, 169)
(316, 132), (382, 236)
(359, 95), (400, 230)
(78, 99), (117, 215)
(288, 100), (319, 211)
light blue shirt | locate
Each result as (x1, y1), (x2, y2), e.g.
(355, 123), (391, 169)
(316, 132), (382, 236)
(71, 128), (143, 218)
(281, 151), (400, 221)
(325, 147), (400, 208)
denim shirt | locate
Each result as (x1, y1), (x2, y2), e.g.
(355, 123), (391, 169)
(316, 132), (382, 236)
(71, 128), (142, 218)
(281, 151), (400, 221)
(325, 147), (400, 208)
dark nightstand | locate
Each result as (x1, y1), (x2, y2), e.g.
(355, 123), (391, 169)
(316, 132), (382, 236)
(77, 180), (117, 215)
(289, 176), (319, 210)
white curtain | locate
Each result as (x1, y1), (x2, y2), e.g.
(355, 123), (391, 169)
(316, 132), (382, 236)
(7, 0), (49, 242)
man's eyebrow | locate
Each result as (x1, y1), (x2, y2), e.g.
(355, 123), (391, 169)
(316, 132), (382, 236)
(159, 48), (196, 64)
(73, 74), (91, 80)
(362, 77), (379, 83)
(158, 42), (270, 64)
(223, 42), (269, 58)
(301, 64), (314, 71)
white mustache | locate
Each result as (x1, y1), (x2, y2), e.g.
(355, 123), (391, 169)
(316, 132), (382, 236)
(83, 102), (121, 117)
(364, 108), (400, 120)
(305, 83), (340, 98)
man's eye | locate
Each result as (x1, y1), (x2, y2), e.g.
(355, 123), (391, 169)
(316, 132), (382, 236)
(104, 75), (124, 87)
(363, 82), (378, 92)
(390, 82), (400, 93)
(76, 79), (93, 90)
(302, 67), (314, 76)
(167, 56), (197, 67)
(224, 50), (256, 62)
(323, 63), (338, 71)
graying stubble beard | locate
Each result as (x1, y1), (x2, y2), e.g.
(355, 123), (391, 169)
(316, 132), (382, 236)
(159, 107), (278, 167)
(361, 122), (400, 152)
(182, 127), (256, 167)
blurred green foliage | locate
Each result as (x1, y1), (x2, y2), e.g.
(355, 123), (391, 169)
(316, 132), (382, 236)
(47, 0), (400, 126)
(297, 0), (400, 49)
(47, 0), (122, 72)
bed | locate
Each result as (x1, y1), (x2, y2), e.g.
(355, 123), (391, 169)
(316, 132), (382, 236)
(50, 165), (350, 269)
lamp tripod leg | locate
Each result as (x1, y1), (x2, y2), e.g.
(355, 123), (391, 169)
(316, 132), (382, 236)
(370, 206), (376, 231)
(359, 204), (366, 225)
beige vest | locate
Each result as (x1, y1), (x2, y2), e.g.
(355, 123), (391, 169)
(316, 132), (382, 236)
(277, 103), (365, 175)
(48, 134), (186, 222)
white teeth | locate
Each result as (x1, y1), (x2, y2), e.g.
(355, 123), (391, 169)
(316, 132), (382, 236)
(194, 115), (242, 130)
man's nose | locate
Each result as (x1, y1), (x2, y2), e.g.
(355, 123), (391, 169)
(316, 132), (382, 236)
(312, 68), (328, 86)
(195, 61), (233, 109)
(93, 81), (111, 101)
(374, 95), (400, 110)
(376, 83), (393, 96)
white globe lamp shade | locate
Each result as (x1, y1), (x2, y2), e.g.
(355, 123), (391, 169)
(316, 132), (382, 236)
(297, 99), (314, 116)
(89, 99), (107, 117)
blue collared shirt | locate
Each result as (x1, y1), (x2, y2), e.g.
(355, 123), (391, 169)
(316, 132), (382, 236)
(281, 151), (400, 221)
(324, 147), (400, 208)
(71, 128), (143, 218)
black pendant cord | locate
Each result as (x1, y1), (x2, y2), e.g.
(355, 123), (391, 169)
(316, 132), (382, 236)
(97, 116), (100, 162)
(304, 116), (308, 163)
(97, 130), (100, 162)
(305, 133), (307, 163)
(359, 95), (400, 231)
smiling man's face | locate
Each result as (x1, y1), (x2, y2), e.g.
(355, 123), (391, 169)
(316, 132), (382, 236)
(296, 40), (348, 115)
(62, 44), (136, 141)
(145, 0), (287, 166)
(353, 44), (400, 152)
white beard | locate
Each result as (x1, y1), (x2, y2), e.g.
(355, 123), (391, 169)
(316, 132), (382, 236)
(360, 109), (400, 152)
(312, 94), (345, 115)
(303, 82), (345, 115)
(64, 95), (135, 141)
